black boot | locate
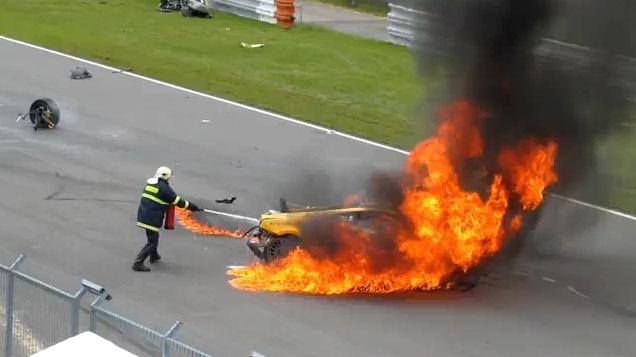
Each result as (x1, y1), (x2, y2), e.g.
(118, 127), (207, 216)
(132, 262), (150, 272)
(132, 252), (151, 272)
(150, 253), (161, 264)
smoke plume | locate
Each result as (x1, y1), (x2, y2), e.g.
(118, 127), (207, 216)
(297, 0), (634, 271)
(411, 0), (634, 196)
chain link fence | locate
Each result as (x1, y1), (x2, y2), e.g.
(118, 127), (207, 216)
(0, 255), (212, 357)
(0, 271), (6, 355)
(11, 278), (65, 356)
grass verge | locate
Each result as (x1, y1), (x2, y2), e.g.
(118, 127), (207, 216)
(0, 0), (420, 147)
(593, 122), (636, 214)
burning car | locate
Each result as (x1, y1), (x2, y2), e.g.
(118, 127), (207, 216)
(245, 199), (402, 263)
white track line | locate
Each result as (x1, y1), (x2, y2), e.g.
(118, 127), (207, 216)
(567, 286), (591, 300)
(541, 276), (558, 283)
(2, 35), (634, 221)
(549, 193), (636, 221)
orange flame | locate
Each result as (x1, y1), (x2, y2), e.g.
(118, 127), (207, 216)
(175, 208), (243, 238)
(509, 214), (523, 234)
(228, 100), (558, 294)
(498, 138), (558, 210)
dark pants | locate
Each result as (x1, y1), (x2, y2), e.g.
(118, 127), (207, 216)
(134, 229), (160, 264)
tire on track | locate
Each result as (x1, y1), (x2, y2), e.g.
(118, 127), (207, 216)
(29, 98), (60, 129)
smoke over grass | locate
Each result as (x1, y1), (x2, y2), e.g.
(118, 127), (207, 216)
(290, 0), (635, 273)
(410, 0), (634, 196)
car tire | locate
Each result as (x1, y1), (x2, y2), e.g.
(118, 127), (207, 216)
(263, 235), (301, 263)
(29, 98), (60, 129)
(263, 238), (282, 263)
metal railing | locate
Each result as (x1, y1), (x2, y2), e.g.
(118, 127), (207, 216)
(386, 3), (424, 47)
(89, 295), (211, 357)
(210, 0), (278, 24)
(0, 255), (212, 357)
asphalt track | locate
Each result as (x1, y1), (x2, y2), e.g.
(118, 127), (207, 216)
(1, 37), (635, 357)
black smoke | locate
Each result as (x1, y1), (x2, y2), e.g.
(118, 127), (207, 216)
(409, 0), (634, 198)
(278, 1), (634, 282)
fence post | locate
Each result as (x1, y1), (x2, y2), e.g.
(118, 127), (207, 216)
(69, 286), (88, 336)
(161, 321), (182, 357)
(88, 294), (110, 333)
(4, 255), (24, 357)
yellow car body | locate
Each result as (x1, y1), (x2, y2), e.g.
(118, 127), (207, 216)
(258, 206), (394, 237)
(246, 199), (401, 262)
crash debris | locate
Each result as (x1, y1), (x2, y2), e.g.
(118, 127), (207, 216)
(70, 67), (92, 79)
(157, 0), (211, 18)
(17, 98), (61, 130)
(215, 197), (236, 204)
(241, 42), (265, 49)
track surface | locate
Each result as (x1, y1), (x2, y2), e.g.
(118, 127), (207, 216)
(299, 2), (390, 42)
(1, 39), (635, 357)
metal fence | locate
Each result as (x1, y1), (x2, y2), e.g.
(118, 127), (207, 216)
(210, 0), (277, 25)
(386, 3), (422, 47)
(0, 255), (212, 357)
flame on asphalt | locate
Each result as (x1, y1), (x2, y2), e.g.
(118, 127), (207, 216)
(176, 208), (243, 238)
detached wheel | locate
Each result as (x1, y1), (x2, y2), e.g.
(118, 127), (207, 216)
(29, 98), (60, 129)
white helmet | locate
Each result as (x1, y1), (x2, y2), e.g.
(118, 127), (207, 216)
(154, 166), (173, 181)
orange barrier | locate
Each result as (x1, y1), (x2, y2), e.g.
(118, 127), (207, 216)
(275, 0), (295, 28)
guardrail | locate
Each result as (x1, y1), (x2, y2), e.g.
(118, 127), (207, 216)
(0, 255), (212, 357)
(386, 3), (422, 47)
(211, 0), (295, 28)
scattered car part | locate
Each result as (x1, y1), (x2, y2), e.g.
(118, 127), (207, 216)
(215, 197), (236, 204)
(157, 0), (211, 18)
(17, 98), (61, 130)
(70, 67), (92, 79)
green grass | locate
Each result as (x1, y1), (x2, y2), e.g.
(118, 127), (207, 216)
(309, 0), (389, 16)
(594, 121), (636, 214)
(0, 0), (420, 147)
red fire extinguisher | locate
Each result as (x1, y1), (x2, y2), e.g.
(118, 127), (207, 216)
(164, 204), (175, 230)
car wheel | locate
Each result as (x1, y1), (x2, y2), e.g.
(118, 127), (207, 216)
(263, 238), (282, 263)
(29, 98), (60, 129)
(263, 235), (301, 263)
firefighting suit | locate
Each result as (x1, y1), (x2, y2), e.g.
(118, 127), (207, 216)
(133, 174), (200, 271)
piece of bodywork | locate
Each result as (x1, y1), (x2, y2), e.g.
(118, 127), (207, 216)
(70, 67), (92, 79)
